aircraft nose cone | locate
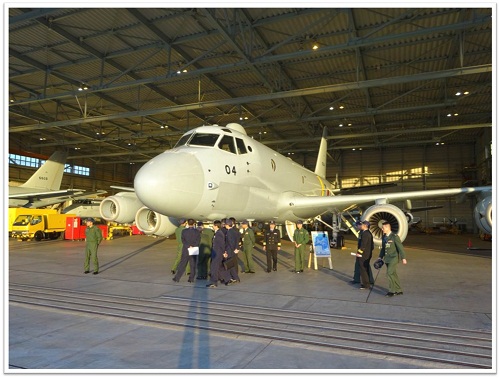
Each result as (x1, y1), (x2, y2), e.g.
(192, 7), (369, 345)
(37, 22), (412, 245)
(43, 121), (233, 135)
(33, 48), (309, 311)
(134, 151), (204, 217)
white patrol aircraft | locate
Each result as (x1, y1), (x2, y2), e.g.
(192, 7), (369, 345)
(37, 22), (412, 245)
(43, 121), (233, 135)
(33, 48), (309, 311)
(100, 123), (492, 244)
(9, 150), (106, 208)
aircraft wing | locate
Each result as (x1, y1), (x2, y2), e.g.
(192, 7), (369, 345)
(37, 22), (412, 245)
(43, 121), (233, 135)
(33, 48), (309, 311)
(110, 185), (135, 192)
(282, 186), (492, 218)
(9, 189), (82, 200)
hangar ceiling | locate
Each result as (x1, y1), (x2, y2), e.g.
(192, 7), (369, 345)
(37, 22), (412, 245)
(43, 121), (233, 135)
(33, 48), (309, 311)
(8, 8), (492, 165)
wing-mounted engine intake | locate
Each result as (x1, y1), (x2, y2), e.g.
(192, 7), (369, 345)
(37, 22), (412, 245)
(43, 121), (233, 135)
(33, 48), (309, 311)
(361, 204), (408, 246)
(99, 192), (143, 223)
(474, 195), (492, 234)
(135, 207), (178, 237)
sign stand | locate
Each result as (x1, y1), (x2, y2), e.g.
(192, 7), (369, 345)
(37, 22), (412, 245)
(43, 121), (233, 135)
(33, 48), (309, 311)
(308, 231), (333, 270)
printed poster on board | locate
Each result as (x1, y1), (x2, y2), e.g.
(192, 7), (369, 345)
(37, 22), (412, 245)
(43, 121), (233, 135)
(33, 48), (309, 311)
(311, 231), (331, 257)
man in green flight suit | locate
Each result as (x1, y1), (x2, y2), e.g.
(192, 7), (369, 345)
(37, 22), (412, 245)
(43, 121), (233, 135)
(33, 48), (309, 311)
(84, 218), (103, 275)
(197, 221), (214, 279)
(293, 220), (309, 273)
(378, 222), (407, 297)
(171, 218), (189, 275)
(240, 220), (256, 273)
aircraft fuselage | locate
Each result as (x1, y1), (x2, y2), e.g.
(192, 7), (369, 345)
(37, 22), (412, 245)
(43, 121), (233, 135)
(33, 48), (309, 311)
(134, 124), (333, 222)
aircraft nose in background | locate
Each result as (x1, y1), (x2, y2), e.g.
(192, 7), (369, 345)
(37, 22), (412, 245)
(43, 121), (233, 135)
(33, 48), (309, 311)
(134, 152), (204, 217)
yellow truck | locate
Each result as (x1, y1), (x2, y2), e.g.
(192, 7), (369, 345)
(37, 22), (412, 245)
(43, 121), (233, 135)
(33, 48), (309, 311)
(8, 208), (58, 234)
(11, 213), (74, 241)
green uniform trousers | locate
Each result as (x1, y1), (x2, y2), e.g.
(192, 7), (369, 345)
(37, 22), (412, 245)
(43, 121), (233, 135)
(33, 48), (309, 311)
(385, 261), (402, 293)
(84, 242), (99, 272)
(294, 244), (307, 271)
(241, 246), (254, 272)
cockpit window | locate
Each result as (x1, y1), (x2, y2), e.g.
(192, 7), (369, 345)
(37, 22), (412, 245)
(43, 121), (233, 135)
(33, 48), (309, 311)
(235, 138), (247, 154)
(218, 135), (237, 154)
(188, 133), (220, 147)
(174, 133), (193, 148)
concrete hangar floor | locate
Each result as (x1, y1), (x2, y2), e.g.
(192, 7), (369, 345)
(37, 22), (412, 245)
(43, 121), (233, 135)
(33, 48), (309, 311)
(8, 231), (492, 371)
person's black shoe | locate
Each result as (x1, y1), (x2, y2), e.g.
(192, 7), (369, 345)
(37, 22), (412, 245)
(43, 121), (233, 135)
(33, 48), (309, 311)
(172, 278), (179, 283)
(349, 280), (360, 284)
(266, 270), (271, 273)
(300, 270), (304, 272)
(187, 279), (194, 283)
(171, 270), (175, 275)
(84, 271), (90, 274)
(359, 286), (367, 290)
(395, 291), (403, 295)
(225, 281), (233, 286)
(93, 271), (99, 275)
(273, 267), (277, 271)
(385, 292), (395, 297)
(196, 276), (203, 280)
(206, 283), (217, 288)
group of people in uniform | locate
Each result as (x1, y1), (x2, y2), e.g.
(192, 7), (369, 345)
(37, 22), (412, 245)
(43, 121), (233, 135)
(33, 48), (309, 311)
(166, 216), (408, 295)
(352, 220), (407, 297)
(171, 217), (257, 287)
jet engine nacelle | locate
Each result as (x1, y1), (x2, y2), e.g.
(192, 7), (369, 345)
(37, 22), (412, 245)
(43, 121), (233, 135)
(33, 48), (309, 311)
(99, 192), (143, 223)
(361, 204), (409, 246)
(474, 196), (492, 234)
(135, 206), (178, 237)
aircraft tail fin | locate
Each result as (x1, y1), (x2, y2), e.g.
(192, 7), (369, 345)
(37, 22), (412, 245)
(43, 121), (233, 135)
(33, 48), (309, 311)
(20, 150), (68, 190)
(314, 127), (328, 178)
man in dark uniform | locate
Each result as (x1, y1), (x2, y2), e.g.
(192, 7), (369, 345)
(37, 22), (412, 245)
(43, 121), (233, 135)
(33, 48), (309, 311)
(356, 220), (374, 289)
(224, 219), (240, 283)
(293, 220), (309, 273)
(206, 220), (230, 287)
(84, 218), (103, 275)
(171, 218), (187, 275)
(173, 219), (201, 283)
(263, 221), (281, 272)
(378, 222), (407, 297)
(351, 221), (375, 285)
(197, 221), (214, 280)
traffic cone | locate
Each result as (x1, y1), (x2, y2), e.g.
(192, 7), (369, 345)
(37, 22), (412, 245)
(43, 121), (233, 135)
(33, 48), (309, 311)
(467, 238), (473, 249)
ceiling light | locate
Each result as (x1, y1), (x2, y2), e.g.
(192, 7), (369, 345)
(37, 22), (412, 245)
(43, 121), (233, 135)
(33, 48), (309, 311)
(348, 123), (352, 127)
(339, 124), (343, 127)
(39, 137), (46, 141)
(339, 105), (345, 109)
(312, 40), (319, 50)
(329, 106), (334, 110)
(454, 113), (458, 116)
(447, 113), (452, 117)
(464, 91), (470, 95)
(455, 91), (462, 96)
(74, 147), (81, 150)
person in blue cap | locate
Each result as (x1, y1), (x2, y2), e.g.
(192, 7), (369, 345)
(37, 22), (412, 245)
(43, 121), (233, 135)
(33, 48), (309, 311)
(356, 220), (374, 289)
(350, 220), (375, 286)
(293, 220), (309, 273)
(83, 218), (103, 275)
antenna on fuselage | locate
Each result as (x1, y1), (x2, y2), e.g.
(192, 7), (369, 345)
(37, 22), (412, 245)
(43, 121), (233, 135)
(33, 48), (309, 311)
(314, 127), (328, 179)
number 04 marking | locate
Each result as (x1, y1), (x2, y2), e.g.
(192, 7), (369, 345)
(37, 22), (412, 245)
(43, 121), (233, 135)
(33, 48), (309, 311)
(225, 165), (237, 175)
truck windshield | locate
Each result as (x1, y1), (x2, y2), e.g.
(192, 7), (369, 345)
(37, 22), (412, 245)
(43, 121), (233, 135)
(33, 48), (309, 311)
(13, 215), (31, 226)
